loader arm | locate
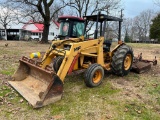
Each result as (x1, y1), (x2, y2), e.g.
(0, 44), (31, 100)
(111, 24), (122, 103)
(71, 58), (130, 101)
(40, 37), (104, 82)
(40, 37), (85, 68)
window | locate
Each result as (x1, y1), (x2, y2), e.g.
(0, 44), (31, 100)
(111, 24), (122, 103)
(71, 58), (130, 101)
(72, 22), (84, 37)
(49, 32), (54, 36)
(32, 33), (38, 36)
(2, 31), (5, 36)
(59, 22), (69, 36)
(39, 33), (41, 38)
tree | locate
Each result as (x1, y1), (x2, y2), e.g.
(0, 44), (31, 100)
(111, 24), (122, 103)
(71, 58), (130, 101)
(153, 0), (160, 6)
(0, 4), (16, 40)
(65, 0), (122, 36)
(150, 13), (160, 42)
(6, 0), (67, 43)
(124, 31), (130, 43)
(134, 10), (154, 41)
(66, 0), (121, 17)
(133, 16), (144, 41)
(121, 9), (154, 42)
(122, 18), (134, 41)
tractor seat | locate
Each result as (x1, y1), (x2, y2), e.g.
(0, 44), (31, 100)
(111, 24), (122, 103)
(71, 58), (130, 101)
(103, 40), (112, 52)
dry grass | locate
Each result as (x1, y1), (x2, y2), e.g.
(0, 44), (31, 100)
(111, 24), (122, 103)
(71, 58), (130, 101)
(0, 40), (160, 120)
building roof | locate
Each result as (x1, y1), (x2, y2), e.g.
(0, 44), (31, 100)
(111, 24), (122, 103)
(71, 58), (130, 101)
(34, 23), (44, 31)
(53, 21), (60, 27)
(22, 20), (59, 33)
(22, 21), (43, 33)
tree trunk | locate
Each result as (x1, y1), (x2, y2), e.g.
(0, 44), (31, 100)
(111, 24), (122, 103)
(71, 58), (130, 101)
(41, 22), (50, 43)
(5, 28), (7, 40)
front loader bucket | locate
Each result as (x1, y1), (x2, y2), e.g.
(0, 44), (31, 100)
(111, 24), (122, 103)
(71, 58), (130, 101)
(8, 56), (63, 108)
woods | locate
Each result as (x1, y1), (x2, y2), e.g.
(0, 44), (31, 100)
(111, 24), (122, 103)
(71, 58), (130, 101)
(150, 13), (160, 42)
(123, 9), (155, 42)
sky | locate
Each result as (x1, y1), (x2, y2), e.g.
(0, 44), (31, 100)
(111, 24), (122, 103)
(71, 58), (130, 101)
(123, 0), (160, 18)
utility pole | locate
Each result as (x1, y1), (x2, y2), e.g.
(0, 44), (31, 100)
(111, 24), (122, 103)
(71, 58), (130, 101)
(118, 9), (124, 41)
(120, 9), (124, 19)
(106, 5), (110, 39)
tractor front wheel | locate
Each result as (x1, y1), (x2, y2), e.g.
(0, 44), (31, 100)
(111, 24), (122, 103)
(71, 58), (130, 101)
(84, 63), (104, 87)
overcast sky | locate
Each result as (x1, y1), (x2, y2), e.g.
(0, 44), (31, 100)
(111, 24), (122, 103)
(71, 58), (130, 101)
(122, 0), (160, 18)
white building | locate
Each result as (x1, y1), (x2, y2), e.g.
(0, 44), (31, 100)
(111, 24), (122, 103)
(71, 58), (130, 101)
(22, 21), (60, 41)
(48, 21), (60, 40)
(0, 20), (59, 41)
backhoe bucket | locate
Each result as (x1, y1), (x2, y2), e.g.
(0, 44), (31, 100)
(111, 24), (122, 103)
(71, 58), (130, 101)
(8, 56), (63, 108)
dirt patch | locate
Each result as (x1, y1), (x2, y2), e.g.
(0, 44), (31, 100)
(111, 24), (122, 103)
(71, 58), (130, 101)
(0, 74), (10, 85)
(150, 65), (160, 77)
(70, 85), (84, 93)
(151, 49), (160, 54)
(111, 77), (141, 99)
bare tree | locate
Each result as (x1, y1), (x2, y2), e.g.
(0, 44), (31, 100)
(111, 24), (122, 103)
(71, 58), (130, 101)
(121, 18), (136, 42)
(121, 9), (154, 42)
(122, 18), (132, 35)
(105, 22), (118, 40)
(0, 4), (16, 40)
(133, 16), (144, 41)
(153, 0), (160, 6)
(63, 0), (121, 36)
(133, 9), (154, 41)
(65, 0), (121, 17)
(6, 0), (67, 43)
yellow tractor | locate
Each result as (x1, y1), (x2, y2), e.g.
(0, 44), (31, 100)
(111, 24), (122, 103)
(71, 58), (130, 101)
(8, 12), (134, 108)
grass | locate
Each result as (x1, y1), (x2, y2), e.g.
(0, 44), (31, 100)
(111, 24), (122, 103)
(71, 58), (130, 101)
(48, 75), (121, 119)
(121, 102), (160, 120)
(0, 41), (160, 119)
(0, 86), (11, 97)
(148, 84), (160, 94)
(0, 60), (18, 75)
(111, 42), (160, 49)
(0, 68), (15, 75)
(50, 90), (120, 119)
(124, 72), (140, 81)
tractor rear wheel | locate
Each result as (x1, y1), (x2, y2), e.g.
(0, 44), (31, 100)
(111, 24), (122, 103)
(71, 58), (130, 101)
(84, 63), (104, 87)
(111, 44), (133, 76)
(53, 56), (64, 73)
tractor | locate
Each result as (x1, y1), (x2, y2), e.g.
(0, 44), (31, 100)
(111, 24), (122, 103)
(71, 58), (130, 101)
(9, 12), (134, 108)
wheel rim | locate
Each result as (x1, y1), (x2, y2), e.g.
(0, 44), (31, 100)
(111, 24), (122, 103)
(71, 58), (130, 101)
(93, 70), (102, 83)
(124, 54), (132, 70)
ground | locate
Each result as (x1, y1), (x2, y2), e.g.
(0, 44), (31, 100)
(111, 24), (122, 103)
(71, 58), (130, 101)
(0, 40), (160, 120)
